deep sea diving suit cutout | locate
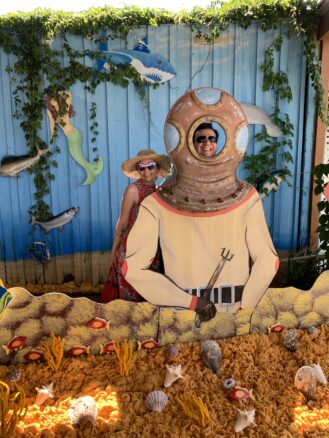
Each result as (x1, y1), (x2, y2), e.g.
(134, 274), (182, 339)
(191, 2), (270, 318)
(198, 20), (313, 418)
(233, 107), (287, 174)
(123, 88), (281, 324)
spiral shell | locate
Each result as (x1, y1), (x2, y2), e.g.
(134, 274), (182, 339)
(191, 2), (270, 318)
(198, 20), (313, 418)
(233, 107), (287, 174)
(283, 329), (298, 352)
(145, 390), (169, 412)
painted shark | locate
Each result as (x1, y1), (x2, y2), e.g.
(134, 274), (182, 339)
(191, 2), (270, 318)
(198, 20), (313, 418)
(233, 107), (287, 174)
(87, 38), (176, 84)
(0, 148), (49, 177)
(29, 207), (79, 234)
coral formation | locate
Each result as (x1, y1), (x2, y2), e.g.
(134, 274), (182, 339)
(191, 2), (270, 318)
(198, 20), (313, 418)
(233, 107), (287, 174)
(40, 333), (65, 372)
(113, 339), (136, 376)
(176, 391), (210, 427)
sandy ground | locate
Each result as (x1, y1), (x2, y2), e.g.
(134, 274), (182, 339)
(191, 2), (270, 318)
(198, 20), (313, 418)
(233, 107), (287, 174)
(1, 326), (329, 437)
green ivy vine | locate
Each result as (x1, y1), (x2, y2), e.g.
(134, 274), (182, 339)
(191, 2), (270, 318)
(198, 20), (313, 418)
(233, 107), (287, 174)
(313, 164), (329, 262)
(243, 36), (294, 194)
(0, 0), (324, 220)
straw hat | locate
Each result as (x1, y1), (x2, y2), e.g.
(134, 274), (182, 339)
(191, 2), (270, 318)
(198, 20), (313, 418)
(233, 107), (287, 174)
(121, 149), (171, 179)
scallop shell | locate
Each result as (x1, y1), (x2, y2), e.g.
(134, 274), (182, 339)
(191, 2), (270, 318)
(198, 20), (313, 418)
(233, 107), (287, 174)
(294, 366), (317, 401)
(164, 364), (184, 388)
(283, 329), (298, 352)
(201, 340), (221, 374)
(145, 390), (168, 412)
(234, 408), (256, 433)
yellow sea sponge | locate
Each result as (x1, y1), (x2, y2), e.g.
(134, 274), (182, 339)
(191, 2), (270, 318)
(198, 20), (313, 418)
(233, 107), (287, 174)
(66, 326), (92, 345)
(159, 308), (175, 327)
(43, 293), (72, 314)
(277, 311), (298, 328)
(102, 300), (132, 321)
(132, 302), (157, 322)
(299, 311), (322, 328)
(41, 316), (66, 336)
(110, 325), (131, 341)
(257, 316), (276, 331)
(269, 287), (300, 310)
(16, 319), (42, 343)
(0, 328), (13, 345)
(175, 311), (194, 331)
(66, 299), (98, 325)
(236, 323), (250, 336)
(255, 296), (276, 317)
(158, 330), (177, 346)
(311, 270), (329, 291)
(313, 295), (329, 319)
(136, 322), (157, 339)
(175, 331), (195, 344)
(215, 315), (235, 338)
(293, 292), (313, 316)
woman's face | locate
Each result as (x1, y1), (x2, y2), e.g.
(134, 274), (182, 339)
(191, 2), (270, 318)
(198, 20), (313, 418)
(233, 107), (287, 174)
(193, 128), (218, 157)
(136, 158), (159, 183)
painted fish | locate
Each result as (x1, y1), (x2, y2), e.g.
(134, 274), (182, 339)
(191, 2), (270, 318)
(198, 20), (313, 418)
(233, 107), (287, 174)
(23, 349), (45, 362)
(229, 386), (254, 402)
(67, 346), (90, 357)
(0, 284), (12, 316)
(87, 317), (110, 330)
(87, 38), (176, 84)
(100, 340), (117, 354)
(29, 207), (79, 234)
(268, 323), (286, 333)
(0, 147), (49, 177)
(138, 338), (161, 351)
(2, 336), (27, 354)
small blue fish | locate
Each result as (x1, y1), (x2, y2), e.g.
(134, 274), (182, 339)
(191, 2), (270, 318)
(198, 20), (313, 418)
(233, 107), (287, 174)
(87, 37), (176, 84)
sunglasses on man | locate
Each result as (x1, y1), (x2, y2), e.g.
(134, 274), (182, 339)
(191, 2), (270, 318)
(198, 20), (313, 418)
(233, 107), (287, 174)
(136, 162), (157, 171)
(194, 135), (218, 144)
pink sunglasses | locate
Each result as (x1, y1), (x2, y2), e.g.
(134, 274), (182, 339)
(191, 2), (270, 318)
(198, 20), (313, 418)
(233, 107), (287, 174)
(136, 162), (157, 171)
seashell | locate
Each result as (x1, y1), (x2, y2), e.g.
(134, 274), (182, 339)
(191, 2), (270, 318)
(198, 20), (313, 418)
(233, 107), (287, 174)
(7, 369), (21, 382)
(294, 366), (317, 401)
(283, 329), (298, 352)
(311, 363), (327, 385)
(34, 383), (54, 406)
(69, 396), (98, 427)
(167, 345), (179, 357)
(164, 364), (184, 388)
(223, 378), (236, 390)
(307, 326), (319, 335)
(145, 390), (168, 412)
(201, 340), (221, 374)
(234, 408), (256, 433)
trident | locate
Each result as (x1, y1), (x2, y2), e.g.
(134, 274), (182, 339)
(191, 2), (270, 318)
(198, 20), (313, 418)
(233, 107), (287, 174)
(195, 248), (234, 328)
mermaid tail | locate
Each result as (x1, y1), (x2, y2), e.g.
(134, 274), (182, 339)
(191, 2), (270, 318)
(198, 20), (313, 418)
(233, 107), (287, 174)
(67, 129), (104, 185)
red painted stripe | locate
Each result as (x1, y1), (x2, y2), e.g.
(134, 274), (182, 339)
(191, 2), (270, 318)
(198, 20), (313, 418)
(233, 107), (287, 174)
(152, 188), (256, 217)
(275, 258), (280, 272)
(189, 295), (197, 310)
(122, 259), (128, 277)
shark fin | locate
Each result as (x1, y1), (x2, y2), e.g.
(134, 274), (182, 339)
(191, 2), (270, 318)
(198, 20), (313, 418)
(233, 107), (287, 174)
(133, 37), (150, 53)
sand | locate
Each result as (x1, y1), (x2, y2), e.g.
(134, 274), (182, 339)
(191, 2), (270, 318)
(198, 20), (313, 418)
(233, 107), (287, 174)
(1, 325), (329, 437)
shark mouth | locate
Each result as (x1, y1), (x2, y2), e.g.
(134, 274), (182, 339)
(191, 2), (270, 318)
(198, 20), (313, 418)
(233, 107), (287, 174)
(131, 59), (175, 84)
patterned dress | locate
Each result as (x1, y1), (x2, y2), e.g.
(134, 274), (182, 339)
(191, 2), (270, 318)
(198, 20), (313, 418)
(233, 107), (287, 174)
(103, 179), (162, 302)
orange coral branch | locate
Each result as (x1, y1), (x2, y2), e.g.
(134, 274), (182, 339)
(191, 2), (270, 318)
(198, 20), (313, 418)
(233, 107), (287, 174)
(0, 380), (26, 437)
(176, 391), (210, 427)
(113, 339), (136, 376)
(40, 332), (65, 372)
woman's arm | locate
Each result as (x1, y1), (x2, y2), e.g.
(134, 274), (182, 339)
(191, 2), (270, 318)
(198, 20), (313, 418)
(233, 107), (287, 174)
(108, 184), (139, 269)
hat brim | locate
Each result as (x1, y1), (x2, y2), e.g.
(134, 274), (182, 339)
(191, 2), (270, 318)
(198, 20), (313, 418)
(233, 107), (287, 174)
(121, 153), (171, 179)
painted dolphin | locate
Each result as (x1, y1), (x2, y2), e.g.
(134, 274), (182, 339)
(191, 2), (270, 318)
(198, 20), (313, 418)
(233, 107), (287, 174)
(29, 207), (79, 234)
(0, 148), (49, 177)
(87, 38), (176, 84)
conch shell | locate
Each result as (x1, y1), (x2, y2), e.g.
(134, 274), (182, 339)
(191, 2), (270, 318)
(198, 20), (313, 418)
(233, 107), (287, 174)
(145, 390), (168, 412)
(69, 396), (98, 428)
(234, 408), (256, 433)
(164, 364), (184, 388)
(294, 364), (327, 401)
(34, 382), (54, 406)
(201, 340), (221, 374)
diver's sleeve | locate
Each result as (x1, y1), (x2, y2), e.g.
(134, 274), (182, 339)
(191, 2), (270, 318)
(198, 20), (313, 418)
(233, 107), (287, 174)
(241, 194), (279, 308)
(124, 204), (195, 308)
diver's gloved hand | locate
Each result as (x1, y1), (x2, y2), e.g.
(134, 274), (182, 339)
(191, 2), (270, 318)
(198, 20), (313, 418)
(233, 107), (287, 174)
(195, 298), (217, 327)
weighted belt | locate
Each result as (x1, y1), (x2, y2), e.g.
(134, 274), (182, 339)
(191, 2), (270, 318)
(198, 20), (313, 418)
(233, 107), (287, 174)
(185, 285), (243, 306)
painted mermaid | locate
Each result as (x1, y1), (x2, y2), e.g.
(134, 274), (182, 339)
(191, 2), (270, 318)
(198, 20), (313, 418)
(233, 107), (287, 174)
(46, 91), (103, 185)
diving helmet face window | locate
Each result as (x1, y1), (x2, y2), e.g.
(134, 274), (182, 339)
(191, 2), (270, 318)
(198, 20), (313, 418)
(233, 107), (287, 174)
(191, 121), (226, 159)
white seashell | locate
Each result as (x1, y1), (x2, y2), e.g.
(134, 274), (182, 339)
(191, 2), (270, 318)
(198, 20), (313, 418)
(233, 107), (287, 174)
(311, 364), (327, 385)
(164, 364), (184, 388)
(234, 408), (256, 433)
(294, 366), (317, 401)
(69, 396), (98, 427)
(145, 390), (168, 412)
(34, 382), (54, 406)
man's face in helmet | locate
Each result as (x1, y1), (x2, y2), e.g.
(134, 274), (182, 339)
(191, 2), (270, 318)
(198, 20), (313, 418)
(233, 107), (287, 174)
(193, 127), (218, 157)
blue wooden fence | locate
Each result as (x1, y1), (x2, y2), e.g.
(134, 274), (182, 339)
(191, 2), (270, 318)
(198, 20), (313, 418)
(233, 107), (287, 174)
(0, 22), (315, 284)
